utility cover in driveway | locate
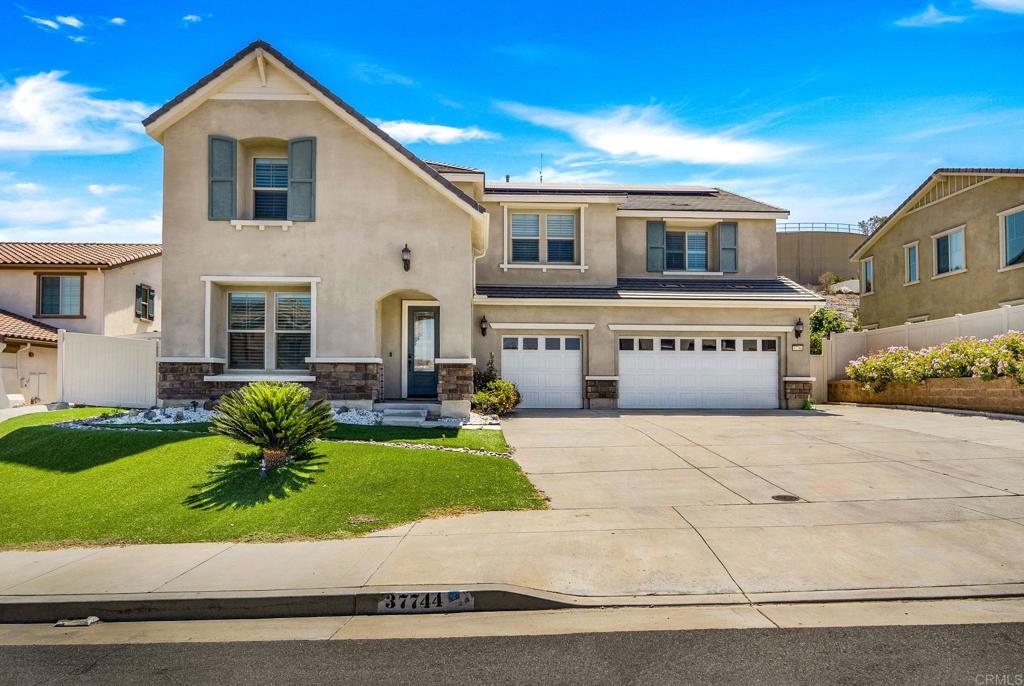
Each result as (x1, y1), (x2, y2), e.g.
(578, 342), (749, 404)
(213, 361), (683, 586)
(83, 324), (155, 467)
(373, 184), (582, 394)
(501, 335), (582, 409)
(618, 336), (779, 409)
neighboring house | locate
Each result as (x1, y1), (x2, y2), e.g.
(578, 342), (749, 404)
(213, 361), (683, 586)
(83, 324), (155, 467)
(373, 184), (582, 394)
(146, 41), (822, 416)
(852, 169), (1024, 329)
(0, 243), (162, 406)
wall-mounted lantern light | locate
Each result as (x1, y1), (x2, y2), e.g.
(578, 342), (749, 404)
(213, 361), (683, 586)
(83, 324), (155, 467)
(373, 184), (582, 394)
(401, 244), (412, 271)
(480, 314), (489, 336)
(794, 317), (805, 339)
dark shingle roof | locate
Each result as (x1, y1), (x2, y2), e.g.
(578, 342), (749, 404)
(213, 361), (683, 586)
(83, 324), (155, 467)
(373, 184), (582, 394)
(484, 184), (786, 213)
(425, 161), (483, 174)
(0, 309), (59, 343)
(142, 40), (485, 215)
(477, 277), (821, 301)
(0, 243), (161, 268)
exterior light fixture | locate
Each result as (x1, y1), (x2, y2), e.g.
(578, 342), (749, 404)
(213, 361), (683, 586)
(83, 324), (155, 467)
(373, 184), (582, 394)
(794, 317), (805, 339)
(480, 314), (489, 336)
(401, 244), (412, 271)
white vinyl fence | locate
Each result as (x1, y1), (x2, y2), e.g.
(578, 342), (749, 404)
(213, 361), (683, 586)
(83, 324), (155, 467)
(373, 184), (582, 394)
(822, 304), (1024, 382)
(58, 331), (158, 408)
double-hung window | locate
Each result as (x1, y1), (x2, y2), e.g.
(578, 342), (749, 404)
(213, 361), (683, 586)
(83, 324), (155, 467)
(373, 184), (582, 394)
(135, 284), (156, 321)
(228, 293), (266, 370)
(546, 214), (576, 263)
(665, 231), (709, 271)
(37, 274), (82, 317)
(904, 243), (919, 284)
(510, 214), (541, 262)
(861, 257), (874, 294)
(253, 158), (288, 220)
(934, 226), (965, 276)
(275, 293), (311, 370)
(1001, 208), (1024, 269)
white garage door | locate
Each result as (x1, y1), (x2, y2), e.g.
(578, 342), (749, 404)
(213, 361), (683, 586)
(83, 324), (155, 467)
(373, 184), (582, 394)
(618, 336), (779, 409)
(501, 335), (583, 409)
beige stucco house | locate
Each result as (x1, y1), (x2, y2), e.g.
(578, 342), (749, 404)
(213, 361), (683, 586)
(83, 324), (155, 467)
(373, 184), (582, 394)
(0, 243), (162, 406)
(147, 41), (822, 416)
(852, 169), (1024, 329)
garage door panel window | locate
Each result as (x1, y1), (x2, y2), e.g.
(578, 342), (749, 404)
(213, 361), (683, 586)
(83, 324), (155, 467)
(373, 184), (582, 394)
(721, 339), (737, 352)
(503, 338), (518, 350)
(523, 337), (539, 350)
(660, 338), (676, 351)
(565, 337), (581, 350)
(743, 339), (758, 352)
(701, 339), (717, 352)
(619, 338), (635, 351)
(545, 337), (561, 350)
(762, 339), (778, 352)
(639, 338), (654, 351)
(680, 338), (695, 351)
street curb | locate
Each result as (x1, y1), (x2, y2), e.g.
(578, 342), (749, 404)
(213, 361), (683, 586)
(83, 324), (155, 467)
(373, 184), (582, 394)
(5, 582), (1024, 623)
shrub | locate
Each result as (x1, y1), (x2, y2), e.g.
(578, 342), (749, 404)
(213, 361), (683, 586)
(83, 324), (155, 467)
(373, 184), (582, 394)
(211, 382), (336, 469)
(818, 271), (839, 292)
(472, 378), (521, 416)
(809, 307), (847, 355)
(845, 332), (1024, 393)
(474, 353), (499, 390)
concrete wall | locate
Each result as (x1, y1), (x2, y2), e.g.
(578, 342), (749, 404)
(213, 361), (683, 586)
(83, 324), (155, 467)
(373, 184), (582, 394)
(777, 231), (862, 285)
(859, 177), (1024, 328)
(159, 98), (476, 360)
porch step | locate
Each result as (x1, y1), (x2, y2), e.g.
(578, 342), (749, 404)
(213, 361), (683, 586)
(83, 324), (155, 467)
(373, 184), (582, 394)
(374, 402), (441, 416)
(379, 406), (429, 428)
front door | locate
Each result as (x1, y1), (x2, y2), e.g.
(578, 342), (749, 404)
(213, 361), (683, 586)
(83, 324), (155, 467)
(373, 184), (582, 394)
(407, 306), (440, 397)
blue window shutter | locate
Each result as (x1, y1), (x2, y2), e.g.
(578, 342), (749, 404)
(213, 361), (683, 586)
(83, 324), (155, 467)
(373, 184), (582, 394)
(135, 284), (144, 318)
(287, 137), (316, 221)
(646, 221), (666, 272)
(147, 287), (156, 321)
(208, 135), (237, 220)
(718, 222), (738, 272)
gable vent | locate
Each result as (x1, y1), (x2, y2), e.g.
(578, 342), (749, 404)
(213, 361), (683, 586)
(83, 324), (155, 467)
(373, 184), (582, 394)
(907, 174), (993, 214)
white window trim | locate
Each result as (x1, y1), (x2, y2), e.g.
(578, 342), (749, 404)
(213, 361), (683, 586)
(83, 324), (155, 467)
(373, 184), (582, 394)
(997, 202), (1024, 272)
(903, 241), (920, 286)
(501, 204), (588, 272)
(230, 219), (294, 232)
(273, 292), (312, 371)
(860, 256), (875, 295)
(400, 299), (440, 399)
(252, 156), (288, 222)
(665, 229), (710, 273)
(226, 291), (268, 372)
(931, 224), (967, 278)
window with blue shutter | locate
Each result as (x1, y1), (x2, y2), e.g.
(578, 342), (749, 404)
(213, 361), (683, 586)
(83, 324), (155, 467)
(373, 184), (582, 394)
(546, 214), (575, 263)
(253, 158), (288, 220)
(208, 135), (237, 220)
(135, 284), (155, 321)
(646, 221), (666, 272)
(686, 231), (708, 271)
(718, 222), (738, 273)
(665, 232), (685, 270)
(287, 137), (316, 221)
(511, 214), (540, 262)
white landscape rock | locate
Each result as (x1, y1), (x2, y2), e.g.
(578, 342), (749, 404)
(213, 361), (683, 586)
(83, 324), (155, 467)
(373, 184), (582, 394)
(335, 408), (382, 425)
(93, 407), (216, 425)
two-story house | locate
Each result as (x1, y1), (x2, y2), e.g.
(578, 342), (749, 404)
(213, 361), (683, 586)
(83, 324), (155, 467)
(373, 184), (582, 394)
(0, 242), (161, 406)
(852, 169), (1024, 329)
(146, 41), (822, 416)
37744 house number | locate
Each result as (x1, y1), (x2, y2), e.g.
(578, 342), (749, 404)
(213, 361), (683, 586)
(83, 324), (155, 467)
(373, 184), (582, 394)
(377, 591), (475, 614)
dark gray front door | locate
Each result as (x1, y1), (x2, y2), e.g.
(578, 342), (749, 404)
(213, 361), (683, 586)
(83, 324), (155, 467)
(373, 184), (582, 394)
(407, 306), (440, 397)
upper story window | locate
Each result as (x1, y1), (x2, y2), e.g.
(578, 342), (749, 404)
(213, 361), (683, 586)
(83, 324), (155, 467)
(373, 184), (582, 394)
(545, 214), (576, 263)
(861, 257), (874, 294)
(253, 158), (288, 220)
(510, 214), (541, 262)
(904, 242), (919, 285)
(933, 226), (966, 277)
(135, 284), (156, 321)
(509, 212), (579, 264)
(665, 230), (709, 271)
(37, 274), (83, 317)
(1000, 206), (1024, 270)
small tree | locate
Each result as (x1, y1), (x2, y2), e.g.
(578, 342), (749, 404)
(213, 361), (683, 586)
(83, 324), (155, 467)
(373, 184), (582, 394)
(818, 271), (839, 293)
(809, 307), (847, 355)
(474, 352), (499, 390)
(857, 215), (889, 235)
(212, 382), (336, 470)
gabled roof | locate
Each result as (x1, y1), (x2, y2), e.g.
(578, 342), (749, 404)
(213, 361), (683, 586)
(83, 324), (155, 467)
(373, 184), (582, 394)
(143, 40), (485, 217)
(476, 277), (821, 302)
(0, 308), (59, 344)
(0, 243), (162, 268)
(851, 168), (1024, 260)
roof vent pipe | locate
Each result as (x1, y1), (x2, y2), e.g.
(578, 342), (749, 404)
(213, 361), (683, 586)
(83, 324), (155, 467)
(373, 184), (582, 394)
(505, 175), (510, 183)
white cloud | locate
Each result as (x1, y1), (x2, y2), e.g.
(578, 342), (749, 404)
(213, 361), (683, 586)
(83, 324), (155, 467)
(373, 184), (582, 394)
(110, 17), (126, 25)
(498, 102), (799, 165)
(0, 71), (151, 153)
(0, 194), (161, 242)
(3, 182), (43, 194)
(56, 15), (83, 28)
(68, 35), (86, 43)
(87, 183), (129, 195)
(974, 0), (1024, 11)
(351, 63), (415, 87)
(512, 166), (615, 183)
(25, 16), (59, 29)
(182, 14), (202, 22)
(377, 120), (497, 144)
(894, 5), (965, 26)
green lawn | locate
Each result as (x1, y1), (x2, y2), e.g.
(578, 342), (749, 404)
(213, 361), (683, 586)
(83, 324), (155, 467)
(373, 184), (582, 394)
(0, 409), (542, 549)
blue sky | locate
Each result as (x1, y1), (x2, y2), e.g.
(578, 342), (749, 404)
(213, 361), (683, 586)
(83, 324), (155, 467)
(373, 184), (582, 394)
(1, 0), (1023, 242)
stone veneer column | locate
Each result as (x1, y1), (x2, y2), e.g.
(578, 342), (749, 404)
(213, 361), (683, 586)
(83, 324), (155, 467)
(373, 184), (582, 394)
(158, 361), (226, 404)
(585, 377), (619, 410)
(784, 378), (813, 409)
(308, 362), (381, 409)
(436, 362), (474, 419)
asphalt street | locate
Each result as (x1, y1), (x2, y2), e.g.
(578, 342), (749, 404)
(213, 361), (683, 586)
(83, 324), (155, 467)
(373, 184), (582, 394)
(3, 622), (1023, 685)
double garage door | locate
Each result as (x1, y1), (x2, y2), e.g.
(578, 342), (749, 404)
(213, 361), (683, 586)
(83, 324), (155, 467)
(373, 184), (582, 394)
(500, 334), (780, 410)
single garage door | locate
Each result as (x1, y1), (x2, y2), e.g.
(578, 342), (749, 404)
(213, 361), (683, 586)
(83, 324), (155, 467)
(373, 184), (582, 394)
(501, 335), (583, 409)
(618, 336), (779, 409)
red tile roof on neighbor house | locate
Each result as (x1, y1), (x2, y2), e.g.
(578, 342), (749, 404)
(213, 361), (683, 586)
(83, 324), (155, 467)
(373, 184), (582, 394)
(0, 243), (161, 268)
(0, 308), (59, 344)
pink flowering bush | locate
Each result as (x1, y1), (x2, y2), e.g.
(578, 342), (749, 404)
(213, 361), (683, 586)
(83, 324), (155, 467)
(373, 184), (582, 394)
(846, 332), (1024, 392)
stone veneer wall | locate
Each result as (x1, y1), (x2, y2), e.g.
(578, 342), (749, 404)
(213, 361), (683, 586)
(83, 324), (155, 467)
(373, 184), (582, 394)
(308, 362), (380, 402)
(158, 361), (380, 403)
(158, 362), (227, 400)
(586, 379), (618, 401)
(830, 378), (1024, 416)
(784, 379), (813, 409)
(437, 363), (474, 401)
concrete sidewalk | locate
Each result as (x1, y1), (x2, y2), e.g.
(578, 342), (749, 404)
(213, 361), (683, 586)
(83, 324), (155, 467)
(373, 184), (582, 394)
(2, 405), (1024, 619)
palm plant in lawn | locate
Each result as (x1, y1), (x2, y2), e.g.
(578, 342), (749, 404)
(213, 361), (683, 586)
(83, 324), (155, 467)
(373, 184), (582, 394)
(211, 382), (336, 470)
